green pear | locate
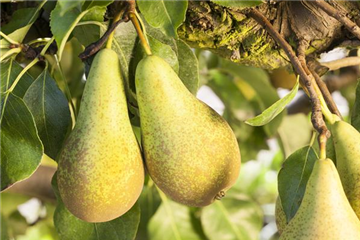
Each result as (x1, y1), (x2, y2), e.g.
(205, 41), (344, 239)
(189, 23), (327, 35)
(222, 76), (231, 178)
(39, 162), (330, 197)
(57, 49), (144, 222)
(135, 55), (241, 207)
(331, 120), (360, 219)
(275, 197), (287, 235)
(280, 158), (360, 240)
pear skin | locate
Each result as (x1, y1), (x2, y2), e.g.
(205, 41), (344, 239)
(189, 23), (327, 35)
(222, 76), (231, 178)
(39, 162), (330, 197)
(135, 55), (241, 207)
(275, 197), (287, 235)
(57, 49), (144, 222)
(280, 158), (360, 240)
(331, 120), (360, 219)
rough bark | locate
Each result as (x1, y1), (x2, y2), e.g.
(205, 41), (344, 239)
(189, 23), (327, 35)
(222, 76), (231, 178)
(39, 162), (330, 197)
(179, 1), (360, 69)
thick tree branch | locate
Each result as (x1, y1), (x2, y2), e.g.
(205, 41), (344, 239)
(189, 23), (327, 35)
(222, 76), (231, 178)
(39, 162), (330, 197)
(312, 0), (360, 40)
(321, 57), (360, 71)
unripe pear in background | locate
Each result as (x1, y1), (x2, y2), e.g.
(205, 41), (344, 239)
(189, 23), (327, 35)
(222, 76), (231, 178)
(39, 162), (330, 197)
(331, 120), (360, 219)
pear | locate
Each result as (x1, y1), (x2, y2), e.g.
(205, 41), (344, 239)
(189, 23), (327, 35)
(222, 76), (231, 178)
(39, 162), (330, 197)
(57, 49), (144, 222)
(331, 120), (360, 219)
(280, 158), (360, 240)
(135, 55), (241, 207)
(275, 197), (287, 235)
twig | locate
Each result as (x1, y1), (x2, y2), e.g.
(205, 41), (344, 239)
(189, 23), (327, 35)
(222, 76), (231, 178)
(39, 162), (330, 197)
(321, 57), (360, 71)
(310, 68), (342, 118)
(79, 19), (126, 60)
(312, 0), (360, 40)
(246, 8), (330, 138)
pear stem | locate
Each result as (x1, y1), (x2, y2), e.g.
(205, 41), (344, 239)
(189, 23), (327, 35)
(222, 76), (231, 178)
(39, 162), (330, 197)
(319, 133), (327, 160)
(106, 13), (122, 49)
(129, 12), (152, 55)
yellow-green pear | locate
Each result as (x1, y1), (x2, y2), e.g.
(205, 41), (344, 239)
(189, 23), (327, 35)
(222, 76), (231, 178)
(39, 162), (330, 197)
(135, 55), (241, 207)
(57, 49), (144, 222)
(280, 158), (360, 240)
(275, 197), (287, 235)
(331, 120), (360, 219)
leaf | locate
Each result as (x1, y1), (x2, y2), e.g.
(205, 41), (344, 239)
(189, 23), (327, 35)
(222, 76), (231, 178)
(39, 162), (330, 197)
(201, 194), (263, 240)
(352, 80), (360, 131)
(58, 0), (85, 15)
(212, 0), (262, 8)
(1, 59), (34, 97)
(176, 39), (199, 95)
(245, 78), (299, 126)
(148, 191), (203, 240)
(23, 69), (71, 160)
(137, 0), (188, 38)
(136, 180), (162, 240)
(1, 1), (44, 43)
(52, 175), (141, 240)
(278, 113), (312, 158)
(278, 146), (318, 222)
(220, 61), (284, 136)
(50, 0), (112, 60)
(1, 214), (9, 240)
(0, 93), (43, 190)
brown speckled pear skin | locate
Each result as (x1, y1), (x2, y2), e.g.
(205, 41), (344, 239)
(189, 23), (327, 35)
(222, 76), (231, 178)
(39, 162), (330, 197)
(331, 120), (360, 219)
(280, 159), (360, 240)
(275, 197), (287, 235)
(135, 55), (241, 207)
(57, 49), (144, 222)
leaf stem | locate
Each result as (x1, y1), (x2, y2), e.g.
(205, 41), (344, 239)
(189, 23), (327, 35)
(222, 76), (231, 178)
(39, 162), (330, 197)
(7, 58), (39, 93)
(106, 12), (123, 49)
(40, 37), (55, 56)
(0, 31), (19, 45)
(129, 12), (152, 55)
(0, 48), (21, 62)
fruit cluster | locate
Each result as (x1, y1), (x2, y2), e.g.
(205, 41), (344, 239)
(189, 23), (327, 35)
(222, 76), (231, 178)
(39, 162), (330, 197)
(57, 49), (242, 223)
(277, 120), (360, 239)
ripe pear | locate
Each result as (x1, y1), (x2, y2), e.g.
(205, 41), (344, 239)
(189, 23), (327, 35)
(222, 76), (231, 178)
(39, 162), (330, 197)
(57, 48), (144, 222)
(331, 120), (360, 219)
(275, 197), (287, 235)
(135, 55), (241, 207)
(280, 158), (360, 240)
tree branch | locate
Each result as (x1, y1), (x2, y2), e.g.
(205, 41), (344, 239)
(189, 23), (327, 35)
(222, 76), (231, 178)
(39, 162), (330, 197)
(320, 57), (360, 71)
(312, 0), (360, 40)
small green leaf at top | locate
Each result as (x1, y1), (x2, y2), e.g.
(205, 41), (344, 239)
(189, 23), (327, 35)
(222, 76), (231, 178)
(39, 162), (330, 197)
(278, 146), (318, 223)
(201, 194), (263, 240)
(52, 174), (141, 240)
(212, 0), (262, 8)
(137, 0), (188, 38)
(23, 69), (72, 160)
(1, 93), (43, 190)
(351, 80), (360, 132)
(245, 77), (299, 126)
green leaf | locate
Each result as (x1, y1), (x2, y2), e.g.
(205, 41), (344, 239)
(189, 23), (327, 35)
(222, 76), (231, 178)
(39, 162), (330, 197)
(201, 195), (263, 240)
(52, 175), (141, 240)
(176, 39), (199, 95)
(278, 114), (312, 158)
(1, 93), (43, 190)
(148, 191), (203, 240)
(136, 180), (161, 240)
(23, 69), (71, 160)
(278, 146), (318, 223)
(220, 61), (284, 136)
(1, 1), (45, 43)
(352, 80), (360, 131)
(58, 0), (85, 15)
(1, 214), (9, 240)
(50, 0), (112, 60)
(212, 0), (262, 8)
(137, 0), (188, 38)
(1, 59), (34, 97)
(246, 78), (299, 126)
